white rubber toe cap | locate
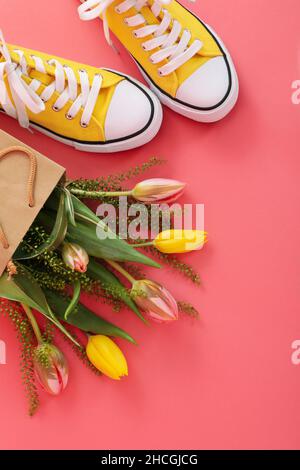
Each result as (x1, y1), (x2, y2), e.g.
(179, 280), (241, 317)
(105, 79), (154, 141)
(176, 56), (230, 109)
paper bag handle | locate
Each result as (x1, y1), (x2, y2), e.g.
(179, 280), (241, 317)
(0, 145), (37, 250)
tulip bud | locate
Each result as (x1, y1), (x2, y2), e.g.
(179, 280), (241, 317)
(131, 279), (178, 323)
(154, 229), (208, 254)
(86, 335), (128, 380)
(132, 178), (185, 203)
(62, 242), (89, 273)
(33, 344), (69, 396)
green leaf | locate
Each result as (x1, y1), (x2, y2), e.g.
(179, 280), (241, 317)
(63, 186), (76, 227)
(0, 270), (80, 346)
(14, 189), (67, 260)
(87, 257), (146, 323)
(68, 195), (160, 267)
(44, 288), (136, 344)
(43, 193), (160, 267)
(71, 194), (102, 224)
(0, 271), (48, 315)
(64, 280), (81, 320)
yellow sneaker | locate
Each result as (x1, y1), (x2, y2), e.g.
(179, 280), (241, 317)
(0, 31), (162, 152)
(78, 0), (239, 122)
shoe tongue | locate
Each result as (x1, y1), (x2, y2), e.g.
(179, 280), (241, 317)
(30, 69), (53, 86)
(140, 2), (160, 25)
(0, 57), (53, 88)
(0, 46), (54, 86)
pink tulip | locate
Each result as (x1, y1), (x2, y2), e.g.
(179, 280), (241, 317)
(132, 178), (186, 203)
(62, 242), (89, 273)
(131, 279), (178, 323)
(33, 344), (69, 396)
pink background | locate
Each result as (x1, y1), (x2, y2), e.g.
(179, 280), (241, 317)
(0, 0), (300, 450)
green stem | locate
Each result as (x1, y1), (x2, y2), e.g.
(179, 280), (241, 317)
(132, 241), (154, 248)
(105, 259), (136, 285)
(70, 188), (133, 199)
(21, 303), (43, 344)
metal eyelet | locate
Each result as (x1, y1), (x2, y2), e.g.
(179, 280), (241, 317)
(52, 105), (60, 112)
(79, 68), (87, 74)
(158, 70), (164, 76)
(114, 6), (121, 13)
(65, 113), (74, 120)
(141, 44), (147, 50)
(80, 121), (88, 128)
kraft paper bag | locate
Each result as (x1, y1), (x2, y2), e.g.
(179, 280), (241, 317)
(0, 130), (65, 276)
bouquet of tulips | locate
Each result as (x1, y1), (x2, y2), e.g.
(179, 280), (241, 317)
(0, 157), (206, 415)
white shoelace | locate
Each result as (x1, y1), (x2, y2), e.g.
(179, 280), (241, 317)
(0, 31), (102, 129)
(78, 0), (202, 76)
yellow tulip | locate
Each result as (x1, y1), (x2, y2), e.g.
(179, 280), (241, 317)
(153, 229), (208, 254)
(86, 335), (128, 380)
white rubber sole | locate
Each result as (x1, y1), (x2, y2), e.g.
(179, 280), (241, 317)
(135, 22), (239, 123)
(1, 73), (163, 153)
